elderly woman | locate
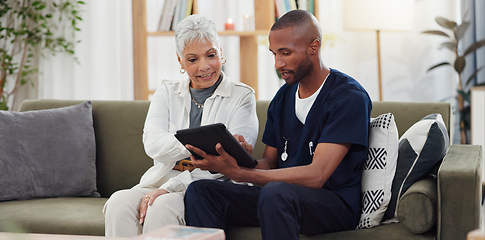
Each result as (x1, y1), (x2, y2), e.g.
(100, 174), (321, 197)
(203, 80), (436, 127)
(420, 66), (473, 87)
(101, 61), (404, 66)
(103, 15), (258, 237)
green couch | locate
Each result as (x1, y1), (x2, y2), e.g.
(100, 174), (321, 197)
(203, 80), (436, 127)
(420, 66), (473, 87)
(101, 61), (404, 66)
(0, 99), (482, 240)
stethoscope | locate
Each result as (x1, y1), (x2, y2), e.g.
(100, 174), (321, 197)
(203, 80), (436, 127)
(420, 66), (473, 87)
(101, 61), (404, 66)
(281, 138), (314, 161)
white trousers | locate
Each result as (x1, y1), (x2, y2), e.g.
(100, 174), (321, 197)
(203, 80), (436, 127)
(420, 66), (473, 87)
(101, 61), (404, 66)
(103, 174), (186, 237)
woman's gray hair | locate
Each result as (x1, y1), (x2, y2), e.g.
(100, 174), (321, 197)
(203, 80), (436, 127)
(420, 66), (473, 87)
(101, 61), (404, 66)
(174, 15), (221, 57)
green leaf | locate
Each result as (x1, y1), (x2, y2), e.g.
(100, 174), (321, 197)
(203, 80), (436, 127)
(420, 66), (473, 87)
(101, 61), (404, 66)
(455, 21), (470, 40)
(457, 89), (470, 103)
(439, 41), (456, 51)
(454, 56), (466, 74)
(427, 62), (451, 72)
(422, 30), (451, 39)
(0, 101), (8, 111)
(463, 39), (485, 56)
(435, 17), (457, 30)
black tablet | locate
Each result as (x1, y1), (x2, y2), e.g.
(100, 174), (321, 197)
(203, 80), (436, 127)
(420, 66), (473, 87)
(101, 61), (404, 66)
(174, 123), (258, 169)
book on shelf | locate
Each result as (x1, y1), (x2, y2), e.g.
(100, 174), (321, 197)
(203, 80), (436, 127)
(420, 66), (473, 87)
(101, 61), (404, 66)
(157, 0), (178, 31)
(275, 0), (314, 18)
(275, 0), (285, 18)
(156, 0), (194, 32)
(307, 0), (314, 14)
(185, 0), (194, 18)
(171, 0), (194, 31)
(298, 0), (307, 10)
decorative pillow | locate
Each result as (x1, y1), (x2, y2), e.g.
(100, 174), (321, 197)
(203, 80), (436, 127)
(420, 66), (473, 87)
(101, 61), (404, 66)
(382, 113), (449, 222)
(397, 176), (437, 234)
(357, 113), (399, 229)
(0, 102), (99, 201)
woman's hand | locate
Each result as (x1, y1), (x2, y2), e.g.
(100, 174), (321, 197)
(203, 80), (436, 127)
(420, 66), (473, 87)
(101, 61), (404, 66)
(234, 134), (252, 156)
(139, 188), (169, 224)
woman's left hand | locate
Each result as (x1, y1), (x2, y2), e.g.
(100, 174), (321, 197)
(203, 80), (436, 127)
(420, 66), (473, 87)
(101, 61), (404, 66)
(139, 188), (169, 224)
(234, 134), (252, 156)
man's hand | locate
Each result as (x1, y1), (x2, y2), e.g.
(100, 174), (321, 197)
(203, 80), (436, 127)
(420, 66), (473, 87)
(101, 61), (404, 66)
(139, 188), (169, 224)
(186, 143), (240, 179)
(234, 134), (252, 156)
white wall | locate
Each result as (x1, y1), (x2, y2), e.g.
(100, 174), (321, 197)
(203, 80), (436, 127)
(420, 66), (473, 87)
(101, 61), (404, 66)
(39, 0), (134, 101)
(318, 0), (458, 103)
(39, 0), (460, 105)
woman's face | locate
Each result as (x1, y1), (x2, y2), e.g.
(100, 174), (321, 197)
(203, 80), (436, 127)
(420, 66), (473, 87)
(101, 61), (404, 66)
(178, 38), (223, 89)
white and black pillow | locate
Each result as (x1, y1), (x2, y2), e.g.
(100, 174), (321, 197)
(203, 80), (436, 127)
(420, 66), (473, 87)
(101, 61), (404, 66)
(382, 113), (449, 222)
(357, 113), (399, 229)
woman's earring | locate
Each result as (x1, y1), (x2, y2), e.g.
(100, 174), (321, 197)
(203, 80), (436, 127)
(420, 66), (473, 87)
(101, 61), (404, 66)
(180, 68), (186, 74)
(222, 58), (227, 64)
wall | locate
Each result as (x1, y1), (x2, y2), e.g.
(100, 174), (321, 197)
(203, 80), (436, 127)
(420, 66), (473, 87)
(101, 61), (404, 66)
(38, 0), (468, 121)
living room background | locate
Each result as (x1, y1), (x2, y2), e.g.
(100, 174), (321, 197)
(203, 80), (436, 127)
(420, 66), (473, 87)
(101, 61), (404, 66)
(23, 0), (482, 144)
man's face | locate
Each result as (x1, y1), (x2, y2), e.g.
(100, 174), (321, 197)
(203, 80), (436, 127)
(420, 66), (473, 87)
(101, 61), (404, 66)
(269, 27), (313, 86)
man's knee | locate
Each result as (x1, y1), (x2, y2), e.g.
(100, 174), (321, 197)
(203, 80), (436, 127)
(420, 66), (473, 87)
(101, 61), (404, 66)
(258, 181), (299, 215)
(185, 179), (214, 205)
(260, 181), (295, 201)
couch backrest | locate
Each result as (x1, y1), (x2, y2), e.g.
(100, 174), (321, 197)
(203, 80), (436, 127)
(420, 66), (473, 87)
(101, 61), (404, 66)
(20, 100), (153, 198)
(253, 101), (451, 158)
(20, 100), (450, 198)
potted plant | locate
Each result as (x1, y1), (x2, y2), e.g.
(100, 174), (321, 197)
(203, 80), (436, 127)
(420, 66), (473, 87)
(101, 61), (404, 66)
(0, 0), (84, 111)
(423, 15), (485, 144)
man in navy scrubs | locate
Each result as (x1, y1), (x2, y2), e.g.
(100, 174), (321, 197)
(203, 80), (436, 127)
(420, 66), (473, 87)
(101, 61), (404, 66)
(184, 9), (372, 240)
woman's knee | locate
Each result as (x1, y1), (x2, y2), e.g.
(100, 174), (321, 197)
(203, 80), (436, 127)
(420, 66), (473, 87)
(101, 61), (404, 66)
(104, 189), (142, 216)
(145, 193), (185, 226)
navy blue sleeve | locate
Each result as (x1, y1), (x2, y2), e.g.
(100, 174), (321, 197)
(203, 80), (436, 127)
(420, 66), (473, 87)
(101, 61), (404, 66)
(262, 98), (277, 148)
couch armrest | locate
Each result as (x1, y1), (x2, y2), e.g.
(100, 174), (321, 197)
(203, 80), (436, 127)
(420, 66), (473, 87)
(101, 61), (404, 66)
(437, 144), (483, 240)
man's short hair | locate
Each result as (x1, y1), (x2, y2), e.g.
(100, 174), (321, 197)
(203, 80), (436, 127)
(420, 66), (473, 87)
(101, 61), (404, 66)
(271, 9), (315, 31)
(271, 10), (322, 44)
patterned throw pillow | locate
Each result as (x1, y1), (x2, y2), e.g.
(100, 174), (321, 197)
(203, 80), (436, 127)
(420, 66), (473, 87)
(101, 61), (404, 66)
(357, 113), (399, 229)
(382, 113), (449, 222)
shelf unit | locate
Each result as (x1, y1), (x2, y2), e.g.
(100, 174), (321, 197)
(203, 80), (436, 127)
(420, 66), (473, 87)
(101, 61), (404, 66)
(132, 0), (318, 100)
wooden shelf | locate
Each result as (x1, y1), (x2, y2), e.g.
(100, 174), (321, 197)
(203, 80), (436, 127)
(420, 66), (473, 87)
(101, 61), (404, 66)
(132, 0), (318, 100)
(148, 30), (270, 37)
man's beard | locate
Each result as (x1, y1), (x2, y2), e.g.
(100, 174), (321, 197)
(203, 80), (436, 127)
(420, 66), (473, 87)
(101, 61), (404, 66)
(284, 54), (313, 86)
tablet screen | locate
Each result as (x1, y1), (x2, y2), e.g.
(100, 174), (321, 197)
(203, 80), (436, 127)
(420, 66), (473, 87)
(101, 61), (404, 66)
(174, 123), (258, 169)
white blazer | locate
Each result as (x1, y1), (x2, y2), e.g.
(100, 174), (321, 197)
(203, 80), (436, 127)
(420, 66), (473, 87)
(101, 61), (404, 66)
(134, 72), (258, 192)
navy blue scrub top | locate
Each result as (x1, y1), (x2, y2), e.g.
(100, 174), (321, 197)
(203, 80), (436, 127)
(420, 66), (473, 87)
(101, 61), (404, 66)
(262, 68), (372, 215)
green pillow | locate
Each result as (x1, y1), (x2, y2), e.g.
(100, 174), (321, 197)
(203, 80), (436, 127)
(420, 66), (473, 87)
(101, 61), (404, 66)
(397, 176), (437, 234)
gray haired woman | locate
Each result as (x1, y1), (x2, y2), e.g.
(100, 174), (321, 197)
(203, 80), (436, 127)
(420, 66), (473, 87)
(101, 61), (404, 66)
(103, 14), (258, 237)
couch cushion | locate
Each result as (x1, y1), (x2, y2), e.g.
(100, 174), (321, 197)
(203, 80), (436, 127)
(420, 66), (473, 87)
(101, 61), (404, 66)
(383, 113), (449, 221)
(357, 113), (398, 229)
(0, 198), (106, 235)
(19, 100), (154, 198)
(0, 102), (99, 201)
(226, 222), (435, 240)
